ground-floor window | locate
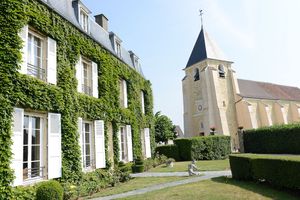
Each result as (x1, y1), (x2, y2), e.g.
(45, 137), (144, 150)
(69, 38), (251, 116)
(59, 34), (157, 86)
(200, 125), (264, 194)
(11, 108), (62, 186)
(23, 114), (44, 180)
(82, 121), (94, 169)
(118, 125), (133, 162)
(78, 118), (106, 171)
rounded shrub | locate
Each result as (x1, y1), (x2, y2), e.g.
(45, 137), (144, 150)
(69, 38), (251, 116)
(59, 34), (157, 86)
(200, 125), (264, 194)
(132, 165), (144, 173)
(36, 180), (63, 200)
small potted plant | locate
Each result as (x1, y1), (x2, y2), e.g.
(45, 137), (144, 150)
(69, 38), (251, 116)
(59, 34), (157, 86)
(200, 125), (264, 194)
(166, 158), (175, 168)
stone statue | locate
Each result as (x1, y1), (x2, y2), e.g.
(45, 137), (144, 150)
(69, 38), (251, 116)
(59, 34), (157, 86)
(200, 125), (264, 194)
(188, 159), (200, 176)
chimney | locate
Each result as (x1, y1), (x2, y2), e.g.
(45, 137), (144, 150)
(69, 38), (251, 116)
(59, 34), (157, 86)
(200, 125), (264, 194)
(95, 14), (109, 31)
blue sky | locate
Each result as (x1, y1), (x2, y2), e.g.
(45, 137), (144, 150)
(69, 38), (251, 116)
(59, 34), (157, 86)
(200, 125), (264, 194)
(84, 0), (300, 129)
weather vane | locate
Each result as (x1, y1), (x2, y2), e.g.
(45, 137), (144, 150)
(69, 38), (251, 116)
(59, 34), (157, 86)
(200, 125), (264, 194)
(199, 9), (203, 29)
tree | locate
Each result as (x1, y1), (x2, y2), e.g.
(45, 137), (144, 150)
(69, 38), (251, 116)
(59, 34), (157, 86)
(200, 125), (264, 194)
(154, 112), (176, 143)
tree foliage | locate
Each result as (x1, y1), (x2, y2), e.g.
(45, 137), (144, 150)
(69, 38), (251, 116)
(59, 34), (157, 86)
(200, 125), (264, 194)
(154, 112), (176, 143)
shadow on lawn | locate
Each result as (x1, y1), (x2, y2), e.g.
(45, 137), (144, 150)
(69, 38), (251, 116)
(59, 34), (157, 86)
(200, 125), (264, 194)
(211, 177), (300, 199)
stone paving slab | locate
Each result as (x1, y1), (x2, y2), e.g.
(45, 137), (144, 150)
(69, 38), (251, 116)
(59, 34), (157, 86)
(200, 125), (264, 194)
(92, 170), (231, 200)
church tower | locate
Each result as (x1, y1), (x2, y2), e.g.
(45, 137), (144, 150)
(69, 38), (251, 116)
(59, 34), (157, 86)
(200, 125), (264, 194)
(182, 26), (240, 148)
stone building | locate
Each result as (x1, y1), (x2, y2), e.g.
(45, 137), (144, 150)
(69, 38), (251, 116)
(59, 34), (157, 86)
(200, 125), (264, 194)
(182, 27), (300, 149)
(2, 0), (153, 187)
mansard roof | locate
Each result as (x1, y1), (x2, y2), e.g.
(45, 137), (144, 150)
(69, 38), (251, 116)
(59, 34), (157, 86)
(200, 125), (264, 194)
(40, 0), (144, 76)
(238, 79), (300, 101)
(186, 28), (228, 68)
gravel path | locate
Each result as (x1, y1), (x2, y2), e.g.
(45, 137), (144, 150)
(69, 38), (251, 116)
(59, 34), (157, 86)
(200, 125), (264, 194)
(91, 170), (231, 200)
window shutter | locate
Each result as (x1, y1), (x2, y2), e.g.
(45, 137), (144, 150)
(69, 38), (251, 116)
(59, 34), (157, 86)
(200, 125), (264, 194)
(76, 56), (83, 93)
(78, 118), (83, 168)
(48, 113), (62, 179)
(126, 125), (133, 162)
(117, 129), (122, 161)
(11, 108), (24, 186)
(92, 62), (98, 98)
(144, 128), (151, 158)
(123, 80), (128, 108)
(94, 120), (105, 168)
(19, 25), (28, 74)
(47, 37), (57, 85)
(141, 91), (145, 114)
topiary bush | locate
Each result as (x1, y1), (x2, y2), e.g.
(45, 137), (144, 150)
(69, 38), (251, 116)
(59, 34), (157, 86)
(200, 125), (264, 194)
(36, 180), (63, 200)
(132, 157), (144, 173)
(155, 145), (180, 161)
(243, 124), (300, 154)
(174, 136), (231, 161)
(229, 154), (253, 180)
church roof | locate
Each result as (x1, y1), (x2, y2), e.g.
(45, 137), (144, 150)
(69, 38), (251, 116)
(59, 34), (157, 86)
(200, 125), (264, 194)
(238, 79), (300, 101)
(186, 28), (228, 68)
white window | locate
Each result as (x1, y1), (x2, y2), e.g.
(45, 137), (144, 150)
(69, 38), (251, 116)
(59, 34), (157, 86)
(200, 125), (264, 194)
(118, 125), (133, 162)
(19, 26), (57, 84)
(80, 9), (89, 32)
(27, 31), (45, 80)
(116, 41), (122, 58)
(78, 119), (105, 171)
(82, 121), (93, 169)
(23, 115), (43, 181)
(82, 59), (93, 96)
(120, 79), (128, 108)
(141, 91), (145, 114)
(11, 108), (61, 186)
(76, 56), (98, 98)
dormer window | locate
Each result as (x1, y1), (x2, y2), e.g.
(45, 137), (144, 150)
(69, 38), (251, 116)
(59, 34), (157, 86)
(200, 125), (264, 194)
(80, 9), (89, 32)
(218, 64), (225, 78)
(116, 41), (121, 58)
(194, 68), (200, 81)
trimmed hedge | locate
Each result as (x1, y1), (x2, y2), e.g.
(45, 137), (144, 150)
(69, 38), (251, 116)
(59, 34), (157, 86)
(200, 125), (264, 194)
(174, 136), (231, 161)
(155, 145), (180, 161)
(230, 154), (300, 190)
(244, 124), (300, 154)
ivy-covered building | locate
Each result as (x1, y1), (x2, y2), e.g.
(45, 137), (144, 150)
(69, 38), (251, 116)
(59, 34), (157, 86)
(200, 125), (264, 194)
(0, 0), (153, 194)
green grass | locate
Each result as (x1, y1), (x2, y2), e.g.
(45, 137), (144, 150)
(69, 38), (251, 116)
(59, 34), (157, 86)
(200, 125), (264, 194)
(121, 177), (300, 200)
(85, 176), (190, 199)
(148, 159), (230, 172)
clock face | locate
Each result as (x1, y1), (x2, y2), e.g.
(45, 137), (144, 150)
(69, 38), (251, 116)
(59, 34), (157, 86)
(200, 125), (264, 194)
(198, 105), (203, 111)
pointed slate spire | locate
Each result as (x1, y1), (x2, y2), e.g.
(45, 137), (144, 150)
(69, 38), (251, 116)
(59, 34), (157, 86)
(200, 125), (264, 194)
(186, 27), (228, 68)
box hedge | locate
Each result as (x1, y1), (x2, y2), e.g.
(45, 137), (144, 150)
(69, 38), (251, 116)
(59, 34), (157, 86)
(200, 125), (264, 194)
(155, 145), (180, 161)
(155, 136), (231, 161)
(229, 154), (300, 190)
(244, 124), (300, 154)
(175, 136), (231, 161)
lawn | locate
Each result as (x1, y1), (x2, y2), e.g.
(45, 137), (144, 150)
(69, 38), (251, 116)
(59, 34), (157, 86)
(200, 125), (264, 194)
(148, 159), (230, 172)
(121, 177), (300, 200)
(85, 176), (190, 199)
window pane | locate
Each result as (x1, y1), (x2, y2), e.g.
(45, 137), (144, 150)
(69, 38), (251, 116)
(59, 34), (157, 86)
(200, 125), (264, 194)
(23, 129), (28, 145)
(85, 144), (90, 155)
(23, 146), (28, 162)
(31, 130), (40, 145)
(24, 115), (29, 129)
(32, 117), (40, 129)
(23, 163), (28, 180)
(31, 146), (40, 161)
(85, 156), (90, 167)
(31, 162), (40, 178)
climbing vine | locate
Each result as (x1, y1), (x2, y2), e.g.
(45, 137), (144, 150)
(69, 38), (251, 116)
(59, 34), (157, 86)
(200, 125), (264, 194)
(0, 0), (154, 198)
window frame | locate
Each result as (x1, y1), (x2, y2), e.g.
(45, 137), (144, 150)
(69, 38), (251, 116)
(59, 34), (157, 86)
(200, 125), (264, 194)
(218, 64), (225, 78)
(119, 126), (128, 161)
(22, 112), (45, 183)
(80, 8), (89, 32)
(27, 28), (47, 81)
(81, 58), (93, 96)
(82, 120), (94, 170)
